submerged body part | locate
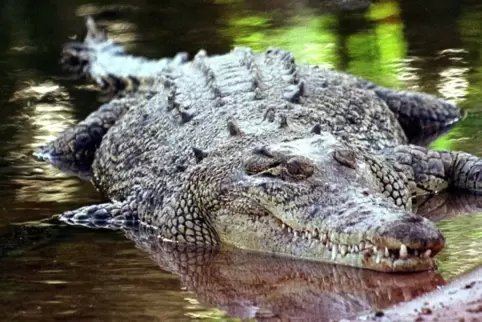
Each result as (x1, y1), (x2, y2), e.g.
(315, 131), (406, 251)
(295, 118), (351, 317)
(125, 227), (446, 321)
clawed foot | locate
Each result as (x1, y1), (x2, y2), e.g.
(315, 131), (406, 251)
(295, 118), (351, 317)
(60, 203), (138, 230)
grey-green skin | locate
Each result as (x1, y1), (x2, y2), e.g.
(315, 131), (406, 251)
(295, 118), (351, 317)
(36, 17), (482, 272)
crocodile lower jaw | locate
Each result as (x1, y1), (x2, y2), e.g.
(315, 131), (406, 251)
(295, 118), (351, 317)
(275, 222), (438, 272)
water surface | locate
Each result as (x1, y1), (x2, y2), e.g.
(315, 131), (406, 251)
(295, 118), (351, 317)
(1, 0), (482, 320)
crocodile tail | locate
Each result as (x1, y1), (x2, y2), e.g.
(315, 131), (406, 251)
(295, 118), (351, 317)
(60, 41), (93, 75)
(60, 17), (189, 96)
(84, 16), (107, 43)
(60, 16), (125, 76)
(373, 86), (464, 145)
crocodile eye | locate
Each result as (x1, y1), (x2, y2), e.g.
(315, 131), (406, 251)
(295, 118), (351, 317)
(285, 157), (314, 178)
(333, 148), (357, 169)
(244, 149), (281, 174)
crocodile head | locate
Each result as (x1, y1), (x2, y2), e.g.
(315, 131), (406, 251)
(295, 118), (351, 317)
(180, 134), (444, 273)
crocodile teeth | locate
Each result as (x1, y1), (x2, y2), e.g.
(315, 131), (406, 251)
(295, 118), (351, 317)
(282, 223), (286, 229)
(424, 249), (432, 258)
(353, 245), (359, 253)
(376, 251), (383, 264)
(313, 229), (319, 239)
(321, 234), (327, 244)
(307, 232), (312, 241)
(399, 244), (408, 259)
(340, 245), (348, 256)
(331, 244), (338, 260)
(330, 233), (337, 242)
(359, 242), (365, 250)
(384, 247), (389, 257)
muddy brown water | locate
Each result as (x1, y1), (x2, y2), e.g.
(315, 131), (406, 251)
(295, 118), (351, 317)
(1, 0), (482, 321)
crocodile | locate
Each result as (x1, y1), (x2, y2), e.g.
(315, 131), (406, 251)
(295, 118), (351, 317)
(35, 17), (482, 272)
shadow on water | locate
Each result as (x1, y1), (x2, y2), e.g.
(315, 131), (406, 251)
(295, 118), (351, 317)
(1, 0), (482, 320)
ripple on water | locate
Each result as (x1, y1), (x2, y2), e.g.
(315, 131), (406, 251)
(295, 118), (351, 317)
(437, 212), (482, 280)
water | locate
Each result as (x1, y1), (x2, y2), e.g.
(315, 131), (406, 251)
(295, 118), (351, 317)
(1, 0), (482, 320)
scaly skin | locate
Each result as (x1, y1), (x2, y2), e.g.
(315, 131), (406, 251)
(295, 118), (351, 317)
(35, 17), (482, 272)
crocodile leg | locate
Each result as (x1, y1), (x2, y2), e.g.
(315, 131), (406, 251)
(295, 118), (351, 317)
(34, 99), (131, 173)
(387, 145), (482, 196)
(372, 86), (463, 145)
(61, 17), (188, 95)
(60, 200), (138, 229)
(154, 197), (220, 247)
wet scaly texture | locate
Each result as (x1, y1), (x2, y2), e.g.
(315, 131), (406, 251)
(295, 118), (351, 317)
(35, 17), (482, 272)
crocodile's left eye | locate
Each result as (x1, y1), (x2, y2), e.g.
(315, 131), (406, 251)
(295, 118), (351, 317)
(285, 157), (314, 178)
(244, 147), (281, 175)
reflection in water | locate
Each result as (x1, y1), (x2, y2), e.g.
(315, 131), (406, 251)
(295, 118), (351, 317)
(126, 227), (445, 321)
(223, 12), (339, 68)
(0, 226), (208, 321)
(1, 0), (482, 320)
(415, 192), (482, 279)
(437, 66), (469, 104)
(346, 2), (406, 88)
(6, 82), (88, 206)
(93, 20), (139, 50)
(9, 82), (74, 149)
(1, 76), (99, 225)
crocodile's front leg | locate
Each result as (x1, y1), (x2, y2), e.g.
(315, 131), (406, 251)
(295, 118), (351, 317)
(386, 145), (482, 196)
(62, 16), (188, 95)
(34, 98), (132, 174)
(60, 199), (138, 229)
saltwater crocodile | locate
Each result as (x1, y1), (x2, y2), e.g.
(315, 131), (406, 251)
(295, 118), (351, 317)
(36, 17), (482, 272)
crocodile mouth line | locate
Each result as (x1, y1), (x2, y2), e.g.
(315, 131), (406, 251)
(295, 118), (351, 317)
(272, 218), (435, 265)
(241, 168), (436, 266)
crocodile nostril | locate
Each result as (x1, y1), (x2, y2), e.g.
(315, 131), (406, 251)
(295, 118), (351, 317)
(244, 152), (281, 174)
